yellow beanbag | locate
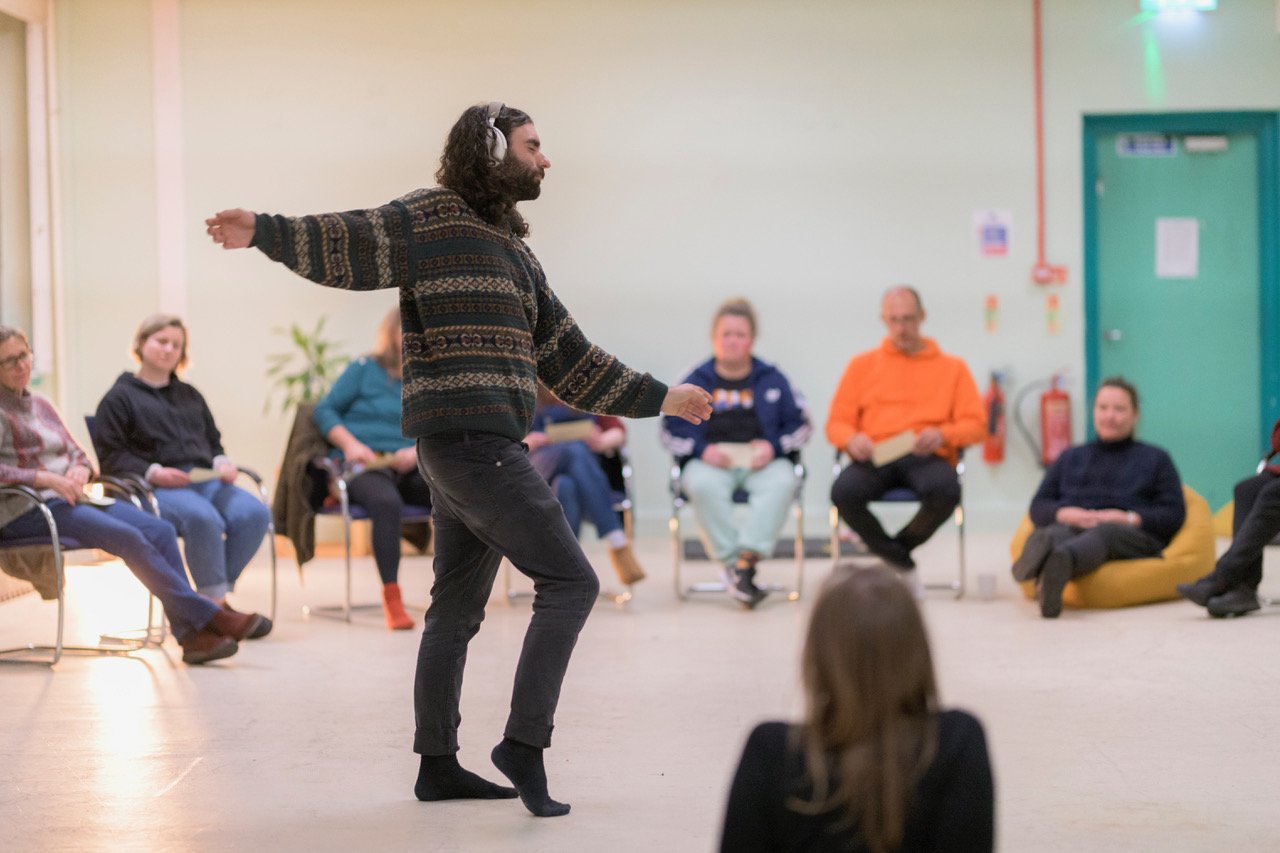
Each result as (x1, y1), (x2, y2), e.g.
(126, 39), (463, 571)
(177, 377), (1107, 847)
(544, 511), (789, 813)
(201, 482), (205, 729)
(1008, 484), (1214, 609)
(1213, 501), (1233, 539)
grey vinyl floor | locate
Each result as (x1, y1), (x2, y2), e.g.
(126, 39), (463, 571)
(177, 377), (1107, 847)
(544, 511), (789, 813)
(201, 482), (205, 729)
(1, 529), (1277, 852)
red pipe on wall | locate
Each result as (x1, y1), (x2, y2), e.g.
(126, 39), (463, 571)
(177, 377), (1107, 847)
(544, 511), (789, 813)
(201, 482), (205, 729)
(1031, 0), (1065, 285)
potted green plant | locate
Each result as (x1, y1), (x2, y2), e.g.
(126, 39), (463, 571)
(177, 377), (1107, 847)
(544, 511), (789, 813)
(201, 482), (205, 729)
(264, 317), (347, 414)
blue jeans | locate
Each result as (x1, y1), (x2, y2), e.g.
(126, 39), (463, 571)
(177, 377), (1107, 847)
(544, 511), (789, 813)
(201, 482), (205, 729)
(529, 441), (621, 538)
(2, 499), (219, 642)
(155, 481), (271, 600)
(413, 432), (599, 754)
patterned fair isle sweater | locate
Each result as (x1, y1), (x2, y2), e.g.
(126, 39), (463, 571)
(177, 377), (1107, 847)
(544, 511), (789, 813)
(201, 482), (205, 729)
(252, 187), (668, 441)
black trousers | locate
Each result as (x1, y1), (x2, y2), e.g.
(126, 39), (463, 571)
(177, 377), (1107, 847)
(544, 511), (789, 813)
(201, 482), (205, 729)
(830, 454), (960, 554)
(1013, 522), (1163, 580)
(1208, 472), (1280, 590)
(412, 431), (599, 755)
(345, 467), (432, 584)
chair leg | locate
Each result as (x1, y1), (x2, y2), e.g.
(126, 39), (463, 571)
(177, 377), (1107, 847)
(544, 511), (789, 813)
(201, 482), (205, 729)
(303, 491), (382, 622)
(670, 511), (687, 600)
(790, 497), (805, 601)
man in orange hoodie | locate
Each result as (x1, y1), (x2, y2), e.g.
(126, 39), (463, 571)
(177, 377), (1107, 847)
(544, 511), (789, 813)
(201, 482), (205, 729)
(827, 286), (984, 570)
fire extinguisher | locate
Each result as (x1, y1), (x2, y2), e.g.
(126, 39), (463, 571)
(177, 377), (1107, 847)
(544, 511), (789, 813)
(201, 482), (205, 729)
(1039, 374), (1072, 466)
(983, 372), (1006, 463)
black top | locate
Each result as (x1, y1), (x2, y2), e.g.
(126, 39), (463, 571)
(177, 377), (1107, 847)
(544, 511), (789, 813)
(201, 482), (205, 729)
(720, 710), (994, 853)
(93, 372), (225, 476)
(1028, 437), (1185, 546)
(705, 372), (764, 445)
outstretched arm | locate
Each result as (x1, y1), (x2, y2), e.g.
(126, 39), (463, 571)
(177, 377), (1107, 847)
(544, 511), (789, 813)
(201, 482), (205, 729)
(205, 197), (414, 292)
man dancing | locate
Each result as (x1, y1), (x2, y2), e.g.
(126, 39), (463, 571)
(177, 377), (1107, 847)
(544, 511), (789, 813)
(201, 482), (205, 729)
(206, 102), (712, 817)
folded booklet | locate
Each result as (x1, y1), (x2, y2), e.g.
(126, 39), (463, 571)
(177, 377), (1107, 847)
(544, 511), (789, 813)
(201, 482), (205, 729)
(716, 442), (757, 469)
(871, 430), (917, 467)
(80, 488), (116, 507)
(544, 420), (596, 444)
(185, 467), (222, 484)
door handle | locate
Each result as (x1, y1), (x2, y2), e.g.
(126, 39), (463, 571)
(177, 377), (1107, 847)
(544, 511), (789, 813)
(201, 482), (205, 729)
(1103, 328), (1123, 342)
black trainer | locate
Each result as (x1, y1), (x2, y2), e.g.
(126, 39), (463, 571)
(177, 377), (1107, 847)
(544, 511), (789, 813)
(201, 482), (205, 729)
(1175, 577), (1226, 608)
(1206, 585), (1261, 618)
(728, 566), (769, 610)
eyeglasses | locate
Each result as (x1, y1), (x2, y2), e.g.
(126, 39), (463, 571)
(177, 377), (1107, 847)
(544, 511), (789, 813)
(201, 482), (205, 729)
(0, 351), (33, 371)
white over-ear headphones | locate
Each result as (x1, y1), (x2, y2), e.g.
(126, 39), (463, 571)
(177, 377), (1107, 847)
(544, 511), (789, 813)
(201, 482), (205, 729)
(486, 101), (507, 165)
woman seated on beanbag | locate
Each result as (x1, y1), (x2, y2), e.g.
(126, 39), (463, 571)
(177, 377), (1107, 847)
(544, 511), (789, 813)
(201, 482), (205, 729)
(1012, 376), (1184, 618)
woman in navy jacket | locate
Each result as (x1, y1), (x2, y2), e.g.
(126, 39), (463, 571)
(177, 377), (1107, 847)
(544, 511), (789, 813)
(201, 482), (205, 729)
(661, 298), (810, 608)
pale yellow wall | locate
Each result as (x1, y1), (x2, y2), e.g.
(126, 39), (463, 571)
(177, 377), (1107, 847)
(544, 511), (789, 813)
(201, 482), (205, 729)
(0, 13), (31, 335)
(49, 0), (1280, 528)
(56, 0), (157, 438)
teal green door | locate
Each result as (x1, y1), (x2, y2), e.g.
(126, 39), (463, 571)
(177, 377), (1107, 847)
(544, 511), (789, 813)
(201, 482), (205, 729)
(1089, 121), (1263, 510)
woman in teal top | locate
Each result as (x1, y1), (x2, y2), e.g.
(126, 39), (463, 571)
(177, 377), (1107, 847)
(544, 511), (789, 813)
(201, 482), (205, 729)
(313, 307), (431, 630)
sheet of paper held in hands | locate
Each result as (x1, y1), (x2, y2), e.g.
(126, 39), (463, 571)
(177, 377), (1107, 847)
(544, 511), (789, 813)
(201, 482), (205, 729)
(185, 467), (222, 484)
(80, 488), (116, 507)
(544, 420), (596, 444)
(716, 442), (757, 469)
(872, 430), (917, 467)
(350, 455), (398, 474)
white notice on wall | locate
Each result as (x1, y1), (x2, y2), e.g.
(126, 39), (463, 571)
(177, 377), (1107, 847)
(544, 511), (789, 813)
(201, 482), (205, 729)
(1155, 217), (1199, 279)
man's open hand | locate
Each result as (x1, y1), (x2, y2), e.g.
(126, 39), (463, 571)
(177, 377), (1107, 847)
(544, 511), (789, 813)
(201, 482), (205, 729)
(662, 384), (713, 425)
(205, 209), (256, 249)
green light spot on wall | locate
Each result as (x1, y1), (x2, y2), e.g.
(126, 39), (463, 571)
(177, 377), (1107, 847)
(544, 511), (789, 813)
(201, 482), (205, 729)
(1139, 0), (1216, 10)
(1142, 26), (1166, 105)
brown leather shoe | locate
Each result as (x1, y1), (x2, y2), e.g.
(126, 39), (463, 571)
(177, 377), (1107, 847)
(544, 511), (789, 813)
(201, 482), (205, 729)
(210, 606), (267, 641)
(221, 601), (272, 639)
(181, 628), (238, 665)
(608, 544), (646, 585)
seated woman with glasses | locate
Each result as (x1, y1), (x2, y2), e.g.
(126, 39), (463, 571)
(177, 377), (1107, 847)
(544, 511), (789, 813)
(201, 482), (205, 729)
(93, 314), (272, 631)
(525, 385), (645, 586)
(0, 325), (264, 664)
(313, 306), (432, 631)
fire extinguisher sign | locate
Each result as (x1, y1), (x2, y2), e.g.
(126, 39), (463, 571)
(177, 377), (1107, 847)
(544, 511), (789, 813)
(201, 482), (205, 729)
(972, 209), (1013, 258)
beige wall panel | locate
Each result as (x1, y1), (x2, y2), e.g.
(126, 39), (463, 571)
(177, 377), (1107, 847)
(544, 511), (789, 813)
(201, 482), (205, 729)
(50, 0), (1280, 525)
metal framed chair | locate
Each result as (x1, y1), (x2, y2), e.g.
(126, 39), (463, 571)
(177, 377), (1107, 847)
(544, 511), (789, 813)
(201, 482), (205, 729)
(829, 449), (967, 598)
(0, 479), (166, 666)
(669, 453), (807, 602)
(303, 456), (431, 622)
(501, 446), (637, 606)
(84, 415), (278, 622)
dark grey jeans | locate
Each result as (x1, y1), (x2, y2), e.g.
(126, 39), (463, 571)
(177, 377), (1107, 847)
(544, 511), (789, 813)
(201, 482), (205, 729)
(412, 431), (600, 755)
(1013, 522), (1163, 581)
(1208, 472), (1280, 590)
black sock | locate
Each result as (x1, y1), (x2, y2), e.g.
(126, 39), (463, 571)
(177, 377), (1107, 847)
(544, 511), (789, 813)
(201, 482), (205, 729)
(491, 737), (570, 817)
(414, 753), (517, 802)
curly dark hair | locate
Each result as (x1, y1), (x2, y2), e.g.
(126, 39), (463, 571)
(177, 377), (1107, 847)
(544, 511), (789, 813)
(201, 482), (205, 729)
(436, 103), (534, 237)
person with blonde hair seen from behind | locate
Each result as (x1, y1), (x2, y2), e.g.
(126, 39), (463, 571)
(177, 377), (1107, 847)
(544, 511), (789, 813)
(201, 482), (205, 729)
(94, 314), (272, 637)
(720, 564), (994, 852)
(0, 326), (264, 664)
(828, 286), (984, 574)
(312, 306), (432, 631)
(1013, 377), (1183, 619)
(662, 297), (811, 609)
